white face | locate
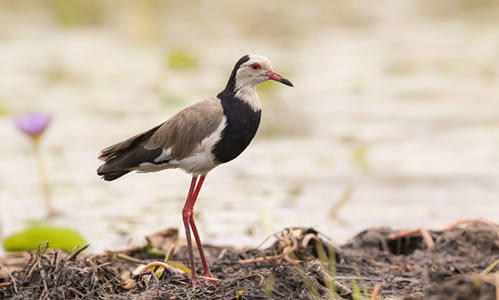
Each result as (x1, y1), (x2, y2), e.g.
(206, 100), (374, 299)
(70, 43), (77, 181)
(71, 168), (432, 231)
(235, 55), (273, 87)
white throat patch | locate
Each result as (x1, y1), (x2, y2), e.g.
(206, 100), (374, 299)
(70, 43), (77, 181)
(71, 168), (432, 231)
(235, 82), (261, 111)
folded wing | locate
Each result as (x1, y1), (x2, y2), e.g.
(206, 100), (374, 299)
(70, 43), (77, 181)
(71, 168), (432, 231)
(97, 97), (224, 181)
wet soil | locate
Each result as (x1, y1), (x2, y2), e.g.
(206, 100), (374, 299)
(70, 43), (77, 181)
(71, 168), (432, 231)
(1, 223), (498, 299)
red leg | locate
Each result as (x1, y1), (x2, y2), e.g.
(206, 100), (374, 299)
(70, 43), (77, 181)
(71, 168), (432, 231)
(187, 176), (214, 279)
(182, 176), (199, 285)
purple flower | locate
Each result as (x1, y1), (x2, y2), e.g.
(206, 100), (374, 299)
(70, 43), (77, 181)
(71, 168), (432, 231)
(16, 113), (51, 138)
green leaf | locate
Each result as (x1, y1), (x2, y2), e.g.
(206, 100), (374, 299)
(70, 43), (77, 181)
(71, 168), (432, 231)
(168, 260), (191, 274)
(145, 246), (166, 258)
(3, 226), (87, 252)
(235, 290), (245, 300)
(154, 261), (191, 278)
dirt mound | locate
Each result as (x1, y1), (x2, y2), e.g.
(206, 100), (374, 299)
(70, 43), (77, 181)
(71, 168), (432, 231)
(1, 223), (498, 299)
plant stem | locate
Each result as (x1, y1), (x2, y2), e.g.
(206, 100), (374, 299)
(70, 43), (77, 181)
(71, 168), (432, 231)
(33, 138), (56, 217)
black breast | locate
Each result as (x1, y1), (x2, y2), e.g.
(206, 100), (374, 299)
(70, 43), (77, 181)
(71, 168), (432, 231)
(213, 94), (261, 163)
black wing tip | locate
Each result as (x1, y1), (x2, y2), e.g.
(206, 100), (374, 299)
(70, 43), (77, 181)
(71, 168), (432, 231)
(97, 164), (130, 181)
(98, 170), (130, 181)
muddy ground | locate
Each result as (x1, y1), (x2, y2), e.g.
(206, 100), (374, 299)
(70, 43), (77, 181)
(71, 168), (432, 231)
(1, 223), (498, 299)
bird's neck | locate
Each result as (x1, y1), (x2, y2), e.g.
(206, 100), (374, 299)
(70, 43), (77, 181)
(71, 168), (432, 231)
(235, 83), (261, 112)
(220, 80), (261, 112)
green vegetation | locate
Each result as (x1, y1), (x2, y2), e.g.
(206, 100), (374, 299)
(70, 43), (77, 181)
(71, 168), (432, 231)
(3, 225), (86, 252)
(47, 0), (108, 26)
(44, 66), (68, 83)
(0, 102), (8, 116)
(166, 51), (199, 70)
(350, 145), (369, 170)
(287, 185), (303, 198)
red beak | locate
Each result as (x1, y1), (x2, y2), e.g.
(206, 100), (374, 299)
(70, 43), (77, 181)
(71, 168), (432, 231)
(266, 70), (293, 87)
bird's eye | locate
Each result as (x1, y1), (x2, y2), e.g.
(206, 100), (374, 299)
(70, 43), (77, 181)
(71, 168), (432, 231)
(250, 63), (261, 71)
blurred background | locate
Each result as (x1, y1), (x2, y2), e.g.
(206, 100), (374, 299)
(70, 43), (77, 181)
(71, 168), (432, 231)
(1, 0), (498, 253)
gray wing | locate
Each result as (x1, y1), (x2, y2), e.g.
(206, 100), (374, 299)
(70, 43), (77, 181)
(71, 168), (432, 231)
(97, 96), (224, 180)
(144, 96), (224, 160)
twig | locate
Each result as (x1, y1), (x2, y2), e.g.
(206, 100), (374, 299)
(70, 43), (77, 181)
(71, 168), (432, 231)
(121, 279), (137, 289)
(39, 289), (47, 300)
(495, 272), (499, 300)
(96, 261), (113, 268)
(67, 287), (85, 298)
(481, 260), (499, 276)
(254, 229), (287, 250)
(140, 261), (185, 275)
(283, 238), (300, 264)
(27, 261), (39, 278)
(388, 228), (435, 249)
(240, 232), (300, 265)
(388, 228), (421, 240)
(370, 284), (380, 300)
(165, 244), (176, 262)
(241, 273), (265, 285)
(0, 265), (17, 293)
(239, 243), (299, 265)
(301, 232), (320, 248)
(419, 229), (435, 248)
(444, 218), (494, 230)
(316, 229), (333, 242)
(238, 253), (285, 264)
(85, 275), (120, 297)
(37, 241), (50, 253)
(335, 275), (382, 281)
(68, 244), (90, 261)
(198, 275), (220, 282)
(37, 255), (49, 298)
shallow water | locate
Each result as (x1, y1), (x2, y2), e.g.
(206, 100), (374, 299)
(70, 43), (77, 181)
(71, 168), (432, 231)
(1, 2), (498, 254)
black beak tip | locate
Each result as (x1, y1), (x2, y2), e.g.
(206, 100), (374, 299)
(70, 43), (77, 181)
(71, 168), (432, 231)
(280, 78), (294, 87)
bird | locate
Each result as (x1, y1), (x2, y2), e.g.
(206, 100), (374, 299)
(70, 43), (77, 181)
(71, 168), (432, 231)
(97, 54), (293, 285)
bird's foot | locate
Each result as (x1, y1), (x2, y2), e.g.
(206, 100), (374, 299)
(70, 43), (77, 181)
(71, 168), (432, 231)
(199, 270), (218, 284)
(190, 276), (202, 288)
(189, 273), (219, 287)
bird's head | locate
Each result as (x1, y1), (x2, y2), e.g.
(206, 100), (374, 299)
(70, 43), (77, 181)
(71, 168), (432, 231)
(235, 55), (293, 88)
(224, 55), (293, 95)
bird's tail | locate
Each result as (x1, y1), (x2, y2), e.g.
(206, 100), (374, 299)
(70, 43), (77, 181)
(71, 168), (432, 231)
(98, 169), (130, 181)
(97, 124), (162, 181)
(97, 153), (134, 181)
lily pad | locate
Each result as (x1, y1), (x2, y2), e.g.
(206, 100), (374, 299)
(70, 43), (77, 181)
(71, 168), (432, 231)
(3, 225), (87, 252)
